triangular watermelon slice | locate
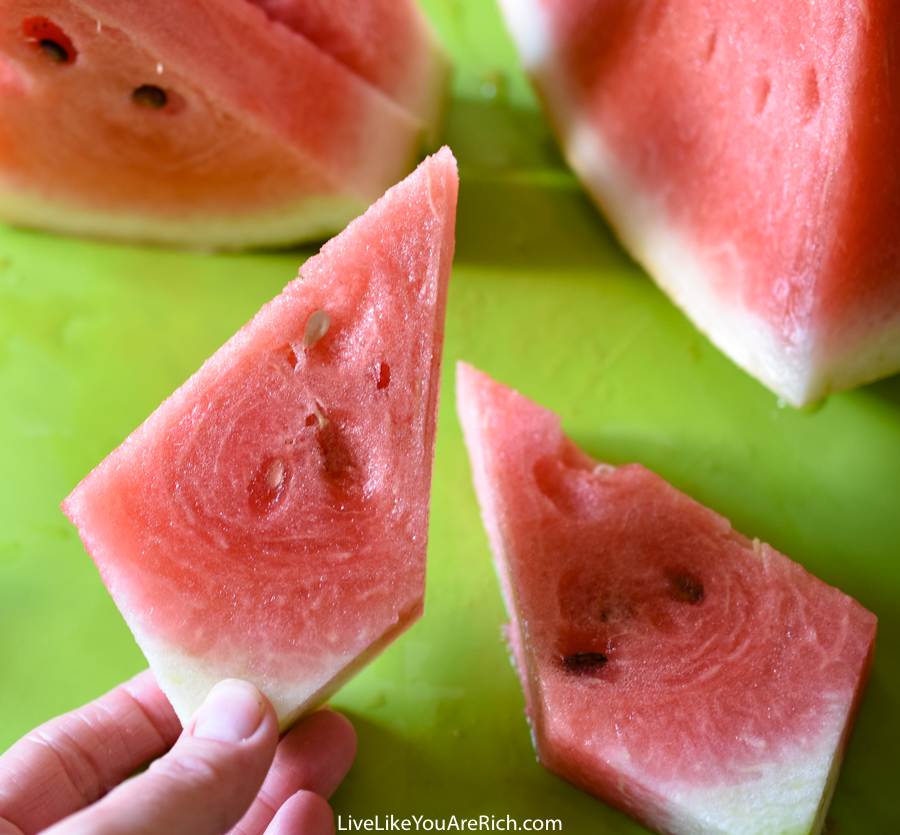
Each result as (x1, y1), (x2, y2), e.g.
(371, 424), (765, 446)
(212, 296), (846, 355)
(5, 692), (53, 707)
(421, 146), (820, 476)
(457, 363), (877, 835)
(0, 0), (447, 250)
(497, 0), (900, 406)
(62, 148), (458, 728)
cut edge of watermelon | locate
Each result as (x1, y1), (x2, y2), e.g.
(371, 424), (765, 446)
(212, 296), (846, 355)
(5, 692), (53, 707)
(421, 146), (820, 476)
(455, 361), (541, 713)
(60, 147), (458, 728)
(498, 0), (900, 406)
(807, 632), (876, 835)
(635, 701), (864, 835)
(2, 0), (437, 250)
(650, 629), (875, 835)
(455, 362), (878, 835)
(0, 184), (368, 251)
(563, 120), (900, 407)
(246, 0), (452, 147)
(503, 537), (867, 835)
(72, 0), (429, 193)
(537, 717), (848, 835)
(134, 596), (425, 729)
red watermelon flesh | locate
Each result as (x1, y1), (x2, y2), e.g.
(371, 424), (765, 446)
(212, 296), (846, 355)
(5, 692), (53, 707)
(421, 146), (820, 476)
(62, 148), (458, 728)
(456, 363), (877, 835)
(248, 0), (449, 143)
(497, 0), (900, 406)
(0, 0), (442, 250)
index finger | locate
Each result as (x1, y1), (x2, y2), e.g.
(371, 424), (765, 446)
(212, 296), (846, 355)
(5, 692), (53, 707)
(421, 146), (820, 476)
(0, 670), (181, 834)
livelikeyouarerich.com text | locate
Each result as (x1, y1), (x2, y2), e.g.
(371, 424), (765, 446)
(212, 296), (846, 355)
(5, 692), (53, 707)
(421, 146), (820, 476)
(337, 815), (563, 831)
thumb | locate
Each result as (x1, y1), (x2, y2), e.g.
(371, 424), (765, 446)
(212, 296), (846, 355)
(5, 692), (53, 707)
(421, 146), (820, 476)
(44, 679), (279, 835)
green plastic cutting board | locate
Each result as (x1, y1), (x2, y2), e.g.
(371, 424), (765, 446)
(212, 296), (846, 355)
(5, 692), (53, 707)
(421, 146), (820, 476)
(1, 1), (898, 832)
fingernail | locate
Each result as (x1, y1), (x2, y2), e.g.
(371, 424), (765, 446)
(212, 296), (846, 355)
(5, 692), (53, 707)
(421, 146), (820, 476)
(192, 679), (266, 743)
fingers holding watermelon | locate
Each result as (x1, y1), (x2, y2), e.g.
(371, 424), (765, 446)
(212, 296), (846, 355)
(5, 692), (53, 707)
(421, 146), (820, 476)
(230, 709), (357, 835)
(0, 669), (181, 833)
(0, 672), (356, 835)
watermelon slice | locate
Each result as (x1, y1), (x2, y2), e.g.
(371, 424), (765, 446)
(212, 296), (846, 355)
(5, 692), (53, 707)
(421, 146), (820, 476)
(497, 0), (900, 406)
(247, 0), (449, 144)
(456, 363), (877, 835)
(0, 0), (448, 250)
(61, 148), (458, 728)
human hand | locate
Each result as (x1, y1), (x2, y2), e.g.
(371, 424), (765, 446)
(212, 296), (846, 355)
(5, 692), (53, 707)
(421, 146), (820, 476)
(0, 670), (357, 835)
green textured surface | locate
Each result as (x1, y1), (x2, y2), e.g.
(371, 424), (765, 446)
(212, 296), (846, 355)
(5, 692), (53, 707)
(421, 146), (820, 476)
(1, 1), (898, 832)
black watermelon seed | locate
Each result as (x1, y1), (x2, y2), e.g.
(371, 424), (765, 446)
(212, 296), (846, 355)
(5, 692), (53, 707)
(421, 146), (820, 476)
(563, 652), (608, 676)
(132, 85), (168, 109)
(38, 39), (69, 62)
(667, 571), (705, 604)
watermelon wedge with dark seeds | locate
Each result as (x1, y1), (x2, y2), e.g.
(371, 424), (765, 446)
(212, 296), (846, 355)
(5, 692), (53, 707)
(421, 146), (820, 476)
(0, 0), (448, 250)
(457, 362), (877, 835)
(62, 148), (458, 728)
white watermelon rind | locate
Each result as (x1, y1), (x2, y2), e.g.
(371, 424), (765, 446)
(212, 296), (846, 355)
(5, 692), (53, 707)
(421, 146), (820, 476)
(0, 0), (448, 251)
(133, 598), (424, 730)
(62, 148), (458, 730)
(562, 120), (900, 408)
(0, 183), (368, 252)
(497, 0), (900, 407)
(455, 362), (876, 835)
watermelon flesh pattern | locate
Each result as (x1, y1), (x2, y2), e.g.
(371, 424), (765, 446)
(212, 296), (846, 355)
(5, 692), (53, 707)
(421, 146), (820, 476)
(498, 0), (900, 405)
(248, 0), (449, 143)
(456, 363), (876, 835)
(62, 148), (458, 728)
(0, 0), (444, 249)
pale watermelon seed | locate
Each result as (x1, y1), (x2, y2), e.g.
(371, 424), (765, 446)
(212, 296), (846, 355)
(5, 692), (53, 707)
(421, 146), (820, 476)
(132, 85), (168, 109)
(312, 404), (329, 428)
(304, 309), (330, 349)
(248, 456), (288, 513)
(265, 458), (285, 490)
